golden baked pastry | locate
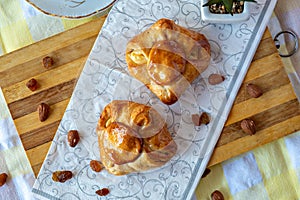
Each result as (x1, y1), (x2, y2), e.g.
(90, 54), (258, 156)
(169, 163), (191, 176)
(96, 100), (177, 175)
(126, 18), (211, 105)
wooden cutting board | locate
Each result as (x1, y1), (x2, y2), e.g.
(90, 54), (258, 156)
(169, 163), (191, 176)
(0, 17), (299, 177)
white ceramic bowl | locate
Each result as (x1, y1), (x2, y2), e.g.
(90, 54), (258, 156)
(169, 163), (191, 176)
(200, 0), (251, 24)
(26, 0), (117, 18)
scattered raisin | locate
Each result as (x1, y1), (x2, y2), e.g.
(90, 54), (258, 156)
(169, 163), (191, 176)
(201, 168), (211, 178)
(96, 188), (110, 196)
(37, 103), (50, 122)
(208, 74), (225, 85)
(200, 112), (210, 125)
(240, 119), (256, 135)
(192, 114), (201, 126)
(42, 56), (54, 69)
(90, 160), (104, 172)
(211, 190), (224, 200)
(192, 112), (210, 126)
(67, 130), (80, 147)
(26, 78), (38, 91)
(0, 173), (8, 187)
(52, 170), (72, 183)
(246, 83), (263, 98)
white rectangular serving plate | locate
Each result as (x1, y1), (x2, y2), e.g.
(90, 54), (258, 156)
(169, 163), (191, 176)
(32, 0), (277, 199)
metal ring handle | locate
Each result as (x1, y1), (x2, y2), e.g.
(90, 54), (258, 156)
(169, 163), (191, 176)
(273, 30), (299, 57)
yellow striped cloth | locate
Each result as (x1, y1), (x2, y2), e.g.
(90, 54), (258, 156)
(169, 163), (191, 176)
(196, 130), (300, 199)
(0, 0), (300, 199)
(0, 88), (35, 199)
(0, 0), (98, 54)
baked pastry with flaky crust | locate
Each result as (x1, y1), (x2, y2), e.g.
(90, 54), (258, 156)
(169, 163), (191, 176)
(126, 18), (211, 105)
(96, 100), (177, 175)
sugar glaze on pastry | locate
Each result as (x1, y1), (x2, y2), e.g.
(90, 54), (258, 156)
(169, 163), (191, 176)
(126, 18), (211, 105)
(96, 100), (177, 175)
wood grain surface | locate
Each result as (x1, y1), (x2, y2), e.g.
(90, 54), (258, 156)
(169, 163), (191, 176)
(0, 17), (299, 177)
